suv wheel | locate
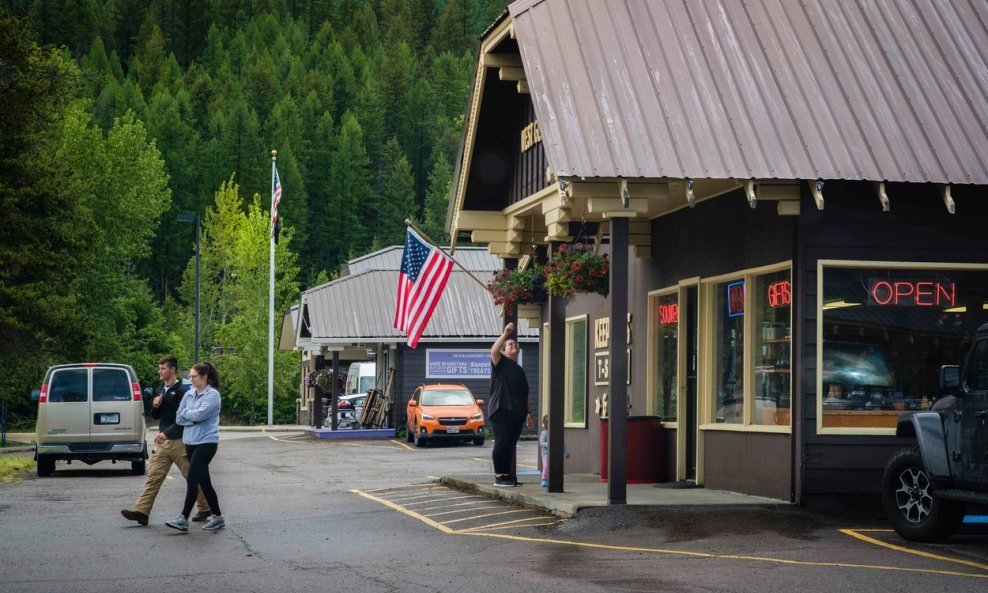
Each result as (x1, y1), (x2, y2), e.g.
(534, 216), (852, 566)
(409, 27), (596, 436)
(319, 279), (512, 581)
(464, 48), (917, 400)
(414, 431), (427, 447)
(405, 425), (415, 443)
(882, 446), (965, 542)
(37, 454), (55, 477)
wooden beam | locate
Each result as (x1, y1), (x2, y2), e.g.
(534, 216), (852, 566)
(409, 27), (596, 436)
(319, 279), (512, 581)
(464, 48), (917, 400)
(456, 210), (507, 231)
(470, 229), (522, 243)
(481, 54), (522, 68)
(571, 181), (670, 199)
(517, 80), (529, 94)
(629, 220), (650, 234)
(634, 244), (651, 258)
(588, 197), (650, 214)
(488, 242), (521, 256)
(498, 67), (526, 81)
(544, 208), (570, 225)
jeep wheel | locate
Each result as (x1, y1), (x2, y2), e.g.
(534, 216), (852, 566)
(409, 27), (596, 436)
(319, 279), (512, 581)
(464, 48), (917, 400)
(882, 446), (965, 542)
(37, 455), (55, 477)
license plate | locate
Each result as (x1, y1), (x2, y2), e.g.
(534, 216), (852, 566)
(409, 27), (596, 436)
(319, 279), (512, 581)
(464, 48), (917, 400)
(98, 413), (120, 424)
(446, 427), (459, 433)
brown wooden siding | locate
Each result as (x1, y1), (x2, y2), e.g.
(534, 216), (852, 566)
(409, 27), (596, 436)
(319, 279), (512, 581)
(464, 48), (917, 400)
(797, 181), (988, 514)
(703, 431), (792, 500)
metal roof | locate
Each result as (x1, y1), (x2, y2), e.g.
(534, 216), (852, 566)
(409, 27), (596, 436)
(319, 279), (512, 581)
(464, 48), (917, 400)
(343, 246), (505, 275)
(299, 269), (539, 343)
(508, 0), (988, 184)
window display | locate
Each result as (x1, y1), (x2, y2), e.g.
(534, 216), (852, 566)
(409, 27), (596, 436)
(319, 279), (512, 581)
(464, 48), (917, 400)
(820, 263), (988, 430)
(652, 292), (678, 421)
(753, 271), (791, 426)
(713, 279), (745, 423)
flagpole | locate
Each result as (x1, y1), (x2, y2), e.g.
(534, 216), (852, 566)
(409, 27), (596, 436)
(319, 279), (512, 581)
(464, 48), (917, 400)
(404, 219), (492, 294)
(267, 150), (276, 426)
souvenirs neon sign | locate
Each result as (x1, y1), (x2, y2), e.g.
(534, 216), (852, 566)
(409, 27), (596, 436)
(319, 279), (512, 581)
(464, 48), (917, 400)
(867, 279), (956, 307)
(658, 303), (679, 324)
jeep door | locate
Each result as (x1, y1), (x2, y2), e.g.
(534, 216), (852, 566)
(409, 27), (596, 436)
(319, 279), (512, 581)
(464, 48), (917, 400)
(41, 368), (91, 444)
(90, 367), (139, 444)
(959, 337), (988, 485)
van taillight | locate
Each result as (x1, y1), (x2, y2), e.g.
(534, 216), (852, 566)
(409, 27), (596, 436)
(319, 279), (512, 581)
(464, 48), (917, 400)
(131, 382), (141, 401)
(39, 384), (48, 403)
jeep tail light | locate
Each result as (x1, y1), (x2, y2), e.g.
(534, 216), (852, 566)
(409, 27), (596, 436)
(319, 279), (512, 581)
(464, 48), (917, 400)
(131, 382), (142, 401)
(39, 384), (48, 403)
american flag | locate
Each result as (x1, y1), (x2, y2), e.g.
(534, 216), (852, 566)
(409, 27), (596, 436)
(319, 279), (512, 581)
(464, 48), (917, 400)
(393, 228), (454, 348)
(271, 166), (282, 243)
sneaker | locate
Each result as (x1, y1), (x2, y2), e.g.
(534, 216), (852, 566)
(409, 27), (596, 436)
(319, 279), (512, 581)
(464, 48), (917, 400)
(120, 509), (149, 526)
(202, 515), (225, 531)
(541, 480), (548, 488)
(165, 515), (189, 532)
(493, 476), (519, 487)
(191, 510), (212, 522)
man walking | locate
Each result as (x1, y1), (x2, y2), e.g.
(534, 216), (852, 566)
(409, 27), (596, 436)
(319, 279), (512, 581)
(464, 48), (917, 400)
(489, 322), (534, 486)
(121, 355), (210, 525)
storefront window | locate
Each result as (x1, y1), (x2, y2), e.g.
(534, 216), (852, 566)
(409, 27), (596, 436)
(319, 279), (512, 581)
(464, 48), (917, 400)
(820, 264), (988, 430)
(753, 271), (792, 426)
(713, 279), (745, 423)
(565, 316), (587, 427)
(653, 292), (678, 421)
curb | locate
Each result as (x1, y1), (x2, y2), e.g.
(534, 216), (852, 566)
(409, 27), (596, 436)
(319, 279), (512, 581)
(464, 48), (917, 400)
(441, 475), (578, 517)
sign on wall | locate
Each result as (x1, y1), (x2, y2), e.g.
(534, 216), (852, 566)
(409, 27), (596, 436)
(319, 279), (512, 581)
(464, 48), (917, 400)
(426, 349), (523, 379)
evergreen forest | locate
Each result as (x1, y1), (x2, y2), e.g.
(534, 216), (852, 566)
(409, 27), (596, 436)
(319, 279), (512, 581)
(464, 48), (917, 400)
(0, 0), (507, 425)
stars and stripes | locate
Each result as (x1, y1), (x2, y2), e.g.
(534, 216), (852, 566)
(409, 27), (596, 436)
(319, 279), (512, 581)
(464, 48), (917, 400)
(393, 228), (454, 348)
(271, 166), (282, 243)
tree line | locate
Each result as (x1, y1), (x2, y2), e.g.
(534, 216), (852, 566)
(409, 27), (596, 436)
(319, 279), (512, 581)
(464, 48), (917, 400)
(0, 0), (505, 425)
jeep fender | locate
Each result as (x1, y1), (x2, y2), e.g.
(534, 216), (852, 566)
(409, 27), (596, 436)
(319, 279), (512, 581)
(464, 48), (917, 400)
(899, 411), (952, 480)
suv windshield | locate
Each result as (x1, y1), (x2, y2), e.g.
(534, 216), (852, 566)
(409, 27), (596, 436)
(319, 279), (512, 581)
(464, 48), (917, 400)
(421, 389), (474, 406)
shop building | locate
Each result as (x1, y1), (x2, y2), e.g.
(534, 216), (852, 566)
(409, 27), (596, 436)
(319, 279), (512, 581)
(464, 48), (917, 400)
(286, 246), (540, 430)
(449, 0), (988, 513)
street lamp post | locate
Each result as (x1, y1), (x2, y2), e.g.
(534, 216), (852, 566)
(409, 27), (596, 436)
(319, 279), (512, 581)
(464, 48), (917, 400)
(178, 213), (201, 363)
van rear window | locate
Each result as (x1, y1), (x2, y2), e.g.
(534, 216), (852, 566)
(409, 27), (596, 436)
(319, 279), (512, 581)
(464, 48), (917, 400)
(48, 369), (88, 403)
(93, 369), (132, 401)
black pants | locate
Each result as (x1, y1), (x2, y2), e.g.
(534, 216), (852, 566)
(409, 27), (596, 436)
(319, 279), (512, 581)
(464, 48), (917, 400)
(491, 410), (525, 477)
(183, 443), (221, 518)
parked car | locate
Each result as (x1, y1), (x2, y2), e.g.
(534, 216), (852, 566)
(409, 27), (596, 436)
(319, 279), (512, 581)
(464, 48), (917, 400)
(882, 324), (988, 542)
(405, 384), (485, 447)
(335, 394), (368, 428)
(31, 363), (148, 477)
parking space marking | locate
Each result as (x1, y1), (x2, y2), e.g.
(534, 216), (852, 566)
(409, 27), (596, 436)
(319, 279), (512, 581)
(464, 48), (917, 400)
(363, 484), (443, 494)
(470, 520), (562, 532)
(459, 515), (557, 532)
(841, 528), (988, 572)
(443, 509), (528, 524)
(353, 487), (988, 579)
(424, 505), (503, 518)
(389, 439), (415, 451)
(402, 494), (482, 506)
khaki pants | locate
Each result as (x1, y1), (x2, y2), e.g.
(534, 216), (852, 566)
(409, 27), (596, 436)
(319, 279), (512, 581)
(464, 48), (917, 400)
(134, 438), (209, 516)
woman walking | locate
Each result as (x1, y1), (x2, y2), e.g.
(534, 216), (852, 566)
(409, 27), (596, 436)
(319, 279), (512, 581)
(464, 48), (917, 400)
(165, 361), (225, 532)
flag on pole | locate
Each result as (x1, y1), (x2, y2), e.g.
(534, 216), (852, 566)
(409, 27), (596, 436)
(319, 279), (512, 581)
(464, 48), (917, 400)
(271, 166), (282, 243)
(394, 227), (454, 348)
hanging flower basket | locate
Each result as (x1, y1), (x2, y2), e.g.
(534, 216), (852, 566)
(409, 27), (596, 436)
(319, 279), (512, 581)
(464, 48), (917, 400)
(488, 264), (548, 313)
(545, 243), (609, 298)
(305, 369), (333, 392)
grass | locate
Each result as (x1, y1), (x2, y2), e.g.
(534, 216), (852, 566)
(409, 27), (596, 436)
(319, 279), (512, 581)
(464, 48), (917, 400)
(0, 457), (35, 481)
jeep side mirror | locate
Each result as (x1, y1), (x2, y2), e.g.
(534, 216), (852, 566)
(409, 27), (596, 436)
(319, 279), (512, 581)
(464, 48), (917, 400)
(939, 364), (960, 392)
(31, 388), (40, 402)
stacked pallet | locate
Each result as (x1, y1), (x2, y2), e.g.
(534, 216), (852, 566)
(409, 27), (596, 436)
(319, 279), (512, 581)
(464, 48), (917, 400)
(358, 367), (394, 428)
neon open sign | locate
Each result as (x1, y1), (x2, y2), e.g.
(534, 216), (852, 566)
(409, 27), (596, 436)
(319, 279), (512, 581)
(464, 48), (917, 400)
(658, 303), (679, 324)
(768, 280), (791, 308)
(867, 279), (956, 307)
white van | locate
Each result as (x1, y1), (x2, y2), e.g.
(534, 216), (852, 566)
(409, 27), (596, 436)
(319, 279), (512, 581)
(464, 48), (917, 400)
(344, 362), (376, 396)
(31, 363), (148, 477)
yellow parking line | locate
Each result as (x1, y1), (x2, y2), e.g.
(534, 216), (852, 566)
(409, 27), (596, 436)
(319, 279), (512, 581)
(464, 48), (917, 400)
(402, 494), (481, 506)
(841, 528), (988, 572)
(470, 521), (561, 532)
(389, 491), (462, 502)
(363, 484), (442, 494)
(425, 505), (503, 518)
(443, 509), (528, 525)
(416, 499), (491, 512)
(352, 488), (988, 579)
(459, 515), (553, 532)
(390, 439), (415, 451)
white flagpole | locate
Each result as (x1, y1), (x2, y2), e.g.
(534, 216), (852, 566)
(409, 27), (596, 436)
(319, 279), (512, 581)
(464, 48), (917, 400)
(268, 150), (276, 426)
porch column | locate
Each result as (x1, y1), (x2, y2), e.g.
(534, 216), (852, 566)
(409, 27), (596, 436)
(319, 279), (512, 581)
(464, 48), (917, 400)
(548, 246), (566, 493)
(330, 350), (339, 429)
(313, 350), (324, 429)
(608, 217), (629, 504)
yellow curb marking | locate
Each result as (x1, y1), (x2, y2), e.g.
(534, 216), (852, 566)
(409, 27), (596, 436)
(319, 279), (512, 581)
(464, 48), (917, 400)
(363, 484), (443, 494)
(402, 494), (482, 506)
(841, 528), (988, 572)
(471, 521), (562, 532)
(352, 488), (988, 579)
(416, 500), (492, 513)
(390, 439), (415, 451)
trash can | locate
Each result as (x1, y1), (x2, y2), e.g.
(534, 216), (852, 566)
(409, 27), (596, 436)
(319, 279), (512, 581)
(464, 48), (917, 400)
(599, 416), (662, 483)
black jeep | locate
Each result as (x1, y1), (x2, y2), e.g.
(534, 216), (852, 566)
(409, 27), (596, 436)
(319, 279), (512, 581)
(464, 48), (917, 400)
(882, 323), (988, 541)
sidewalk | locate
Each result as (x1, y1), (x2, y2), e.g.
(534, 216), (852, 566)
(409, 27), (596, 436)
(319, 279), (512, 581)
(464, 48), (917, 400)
(441, 473), (790, 517)
(0, 425), (310, 452)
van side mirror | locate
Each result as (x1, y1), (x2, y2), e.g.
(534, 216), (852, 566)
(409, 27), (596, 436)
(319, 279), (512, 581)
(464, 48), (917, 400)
(939, 365), (961, 393)
(143, 387), (153, 398)
(31, 388), (40, 402)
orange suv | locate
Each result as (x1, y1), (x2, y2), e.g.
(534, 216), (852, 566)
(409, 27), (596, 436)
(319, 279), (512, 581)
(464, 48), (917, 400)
(405, 384), (485, 447)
